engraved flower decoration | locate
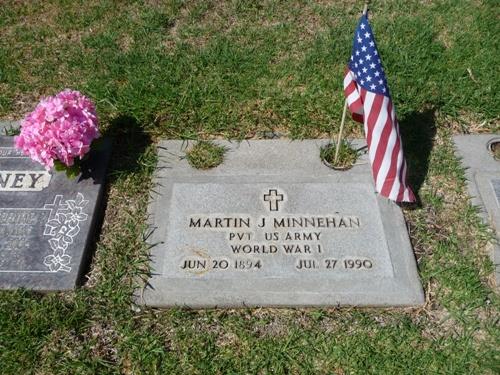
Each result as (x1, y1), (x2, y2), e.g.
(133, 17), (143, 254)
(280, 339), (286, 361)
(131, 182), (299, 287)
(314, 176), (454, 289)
(43, 253), (71, 272)
(43, 193), (89, 273)
(44, 193), (88, 242)
(64, 193), (89, 227)
(45, 213), (80, 247)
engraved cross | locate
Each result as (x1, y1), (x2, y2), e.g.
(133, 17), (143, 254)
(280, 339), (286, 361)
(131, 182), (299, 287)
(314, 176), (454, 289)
(264, 189), (284, 212)
(43, 195), (68, 220)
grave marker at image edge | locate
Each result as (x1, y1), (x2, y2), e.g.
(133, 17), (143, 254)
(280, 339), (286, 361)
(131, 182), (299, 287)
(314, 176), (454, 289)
(454, 135), (500, 283)
(140, 140), (425, 308)
(0, 136), (111, 290)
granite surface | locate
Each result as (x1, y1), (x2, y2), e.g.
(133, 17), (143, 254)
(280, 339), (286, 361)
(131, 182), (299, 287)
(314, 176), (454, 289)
(0, 121), (20, 135)
(0, 136), (111, 290)
(454, 134), (500, 284)
(139, 140), (424, 307)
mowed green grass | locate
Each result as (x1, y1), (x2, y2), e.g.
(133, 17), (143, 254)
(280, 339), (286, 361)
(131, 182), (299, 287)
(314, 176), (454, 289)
(0, 1), (499, 374)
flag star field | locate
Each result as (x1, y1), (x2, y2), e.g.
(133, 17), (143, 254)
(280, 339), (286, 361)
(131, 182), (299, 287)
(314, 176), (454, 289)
(348, 15), (390, 97)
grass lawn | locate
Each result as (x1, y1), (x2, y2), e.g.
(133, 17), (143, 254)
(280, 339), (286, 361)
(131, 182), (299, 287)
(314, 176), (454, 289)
(0, 0), (499, 374)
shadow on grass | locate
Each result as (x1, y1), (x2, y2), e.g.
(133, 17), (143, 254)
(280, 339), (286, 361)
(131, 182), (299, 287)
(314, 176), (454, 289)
(399, 109), (437, 206)
(105, 114), (153, 182)
(77, 115), (153, 286)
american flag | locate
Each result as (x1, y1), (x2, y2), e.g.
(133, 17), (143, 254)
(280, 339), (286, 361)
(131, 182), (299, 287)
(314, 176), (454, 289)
(344, 14), (415, 202)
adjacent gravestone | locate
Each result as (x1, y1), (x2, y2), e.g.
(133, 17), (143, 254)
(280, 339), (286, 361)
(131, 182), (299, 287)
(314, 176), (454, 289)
(0, 134), (111, 290)
(454, 134), (500, 283)
(139, 140), (424, 307)
(0, 121), (19, 136)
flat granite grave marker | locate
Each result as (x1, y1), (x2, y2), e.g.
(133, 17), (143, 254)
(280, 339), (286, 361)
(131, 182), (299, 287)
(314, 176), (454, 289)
(0, 134), (111, 290)
(0, 121), (19, 136)
(492, 179), (500, 205)
(454, 134), (500, 283)
(140, 140), (424, 308)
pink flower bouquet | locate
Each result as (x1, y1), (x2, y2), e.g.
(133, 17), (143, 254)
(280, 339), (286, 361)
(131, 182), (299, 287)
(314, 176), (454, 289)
(15, 90), (100, 177)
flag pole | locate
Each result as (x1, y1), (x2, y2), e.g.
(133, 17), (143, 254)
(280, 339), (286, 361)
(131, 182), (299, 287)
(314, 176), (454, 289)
(333, 99), (348, 164)
(334, 1), (369, 165)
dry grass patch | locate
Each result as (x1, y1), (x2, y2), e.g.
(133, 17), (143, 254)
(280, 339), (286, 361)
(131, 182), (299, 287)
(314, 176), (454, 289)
(445, 112), (499, 134)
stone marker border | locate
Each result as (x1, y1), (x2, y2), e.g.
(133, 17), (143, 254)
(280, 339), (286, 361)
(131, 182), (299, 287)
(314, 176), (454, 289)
(0, 134), (111, 291)
(139, 139), (425, 308)
(0, 120), (20, 135)
(454, 134), (500, 284)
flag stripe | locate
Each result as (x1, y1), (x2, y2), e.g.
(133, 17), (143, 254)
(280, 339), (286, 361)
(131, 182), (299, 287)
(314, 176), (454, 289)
(387, 106), (405, 200)
(390, 108), (406, 201)
(365, 92), (383, 159)
(375, 116), (398, 192)
(376, 130), (397, 194)
(380, 128), (401, 197)
(380, 102), (402, 197)
(343, 68), (414, 203)
(344, 71), (363, 117)
(371, 100), (393, 182)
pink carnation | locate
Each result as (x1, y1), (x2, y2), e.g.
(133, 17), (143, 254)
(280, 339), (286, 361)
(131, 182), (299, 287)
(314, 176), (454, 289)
(15, 90), (100, 170)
